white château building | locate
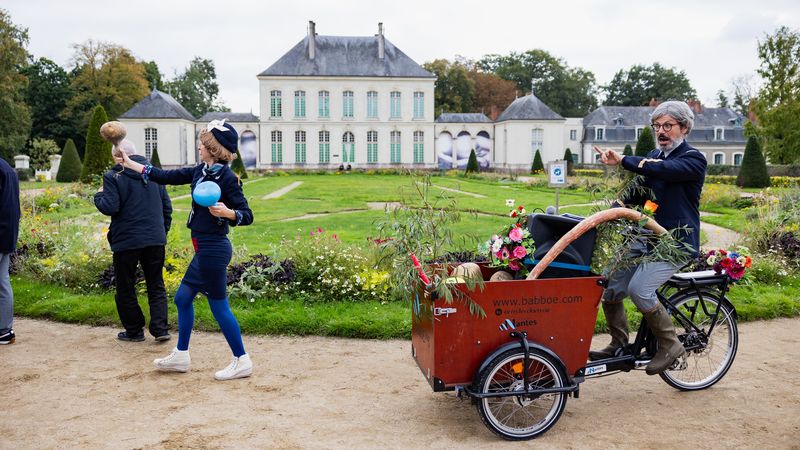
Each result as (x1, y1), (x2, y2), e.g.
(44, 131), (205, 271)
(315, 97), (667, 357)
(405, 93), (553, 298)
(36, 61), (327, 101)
(119, 22), (747, 170)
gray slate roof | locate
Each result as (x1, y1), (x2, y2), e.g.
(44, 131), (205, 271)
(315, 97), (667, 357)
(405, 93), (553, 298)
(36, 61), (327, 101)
(583, 106), (746, 144)
(495, 94), (564, 121)
(436, 113), (492, 123)
(259, 35), (435, 78)
(198, 112), (260, 122)
(119, 89), (195, 121)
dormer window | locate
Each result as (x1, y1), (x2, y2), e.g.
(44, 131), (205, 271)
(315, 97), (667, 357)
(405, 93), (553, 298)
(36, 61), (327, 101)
(714, 127), (725, 141)
(595, 127), (605, 141)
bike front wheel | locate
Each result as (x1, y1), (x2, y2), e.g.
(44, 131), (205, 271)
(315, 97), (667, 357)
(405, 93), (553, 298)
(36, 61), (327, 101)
(475, 348), (568, 440)
(660, 291), (738, 391)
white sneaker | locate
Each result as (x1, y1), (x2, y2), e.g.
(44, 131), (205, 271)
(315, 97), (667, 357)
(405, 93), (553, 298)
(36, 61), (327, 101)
(214, 354), (253, 381)
(154, 348), (190, 372)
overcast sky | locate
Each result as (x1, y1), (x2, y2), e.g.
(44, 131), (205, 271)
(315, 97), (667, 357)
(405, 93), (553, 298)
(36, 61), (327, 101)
(5, 0), (799, 115)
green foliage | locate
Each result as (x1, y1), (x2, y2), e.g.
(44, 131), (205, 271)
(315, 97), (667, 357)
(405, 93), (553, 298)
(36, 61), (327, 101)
(737, 136), (771, 188)
(22, 57), (75, 147)
(700, 183), (742, 209)
(563, 148), (575, 175)
(603, 63), (697, 106)
(24, 138), (59, 171)
(66, 40), (150, 123)
(422, 59), (475, 117)
(531, 149), (544, 173)
(15, 168), (30, 181)
(56, 139), (82, 182)
(230, 149), (248, 179)
(164, 57), (227, 118)
(79, 105), (112, 183)
(623, 144), (633, 156)
(635, 126), (655, 156)
(752, 26), (800, 164)
(150, 146), (162, 169)
(477, 49), (598, 117)
(465, 149), (479, 174)
(0, 9), (32, 162)
(141, 60), (162, 91)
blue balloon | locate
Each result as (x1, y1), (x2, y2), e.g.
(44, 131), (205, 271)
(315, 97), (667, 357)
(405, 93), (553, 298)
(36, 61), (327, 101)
(193, 181), (221, 207)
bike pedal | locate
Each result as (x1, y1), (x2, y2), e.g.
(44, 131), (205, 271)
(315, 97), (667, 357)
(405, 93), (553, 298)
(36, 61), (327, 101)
(669, 357), (688, 371)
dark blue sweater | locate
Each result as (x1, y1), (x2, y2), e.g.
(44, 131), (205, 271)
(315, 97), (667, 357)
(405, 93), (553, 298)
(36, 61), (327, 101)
(0, 159), (20, 254)
(147, 163), (253, 235)
(94, 155), (172, 252)
(620, 140), (707, 257)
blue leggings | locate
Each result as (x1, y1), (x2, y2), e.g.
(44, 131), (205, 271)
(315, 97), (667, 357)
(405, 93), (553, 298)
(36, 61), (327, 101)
(174, 283), (245, 357)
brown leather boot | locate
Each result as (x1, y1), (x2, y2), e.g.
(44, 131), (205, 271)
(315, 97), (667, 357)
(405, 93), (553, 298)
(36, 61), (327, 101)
(588, 301), (629, 361)
(644, 303), (686, 375)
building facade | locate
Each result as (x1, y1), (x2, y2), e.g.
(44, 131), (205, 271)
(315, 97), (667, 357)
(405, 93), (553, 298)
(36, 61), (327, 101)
(119, 22), (747, 170)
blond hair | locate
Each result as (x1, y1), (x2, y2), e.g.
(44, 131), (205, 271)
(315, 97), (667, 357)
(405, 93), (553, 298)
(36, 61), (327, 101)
(199, 129), (238, 162)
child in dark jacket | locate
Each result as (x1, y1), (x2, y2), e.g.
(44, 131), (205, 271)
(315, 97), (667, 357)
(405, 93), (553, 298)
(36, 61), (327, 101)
(116, 119), (254, 381)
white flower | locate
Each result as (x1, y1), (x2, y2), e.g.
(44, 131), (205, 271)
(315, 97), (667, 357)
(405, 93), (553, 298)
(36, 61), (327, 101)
(491, 238), (503, 253)
(505, 199), (515, 207)
(706, 256), (715, 265)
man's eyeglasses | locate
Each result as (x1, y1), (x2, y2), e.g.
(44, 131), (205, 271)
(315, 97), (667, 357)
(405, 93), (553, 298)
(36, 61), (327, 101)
(651, 122), (679, 132)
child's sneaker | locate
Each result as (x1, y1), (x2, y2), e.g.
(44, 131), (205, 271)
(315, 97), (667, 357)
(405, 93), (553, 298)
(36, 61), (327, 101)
(154, 348), (190, 372)
(0, 330), (15, 345)
(214, 354), (253, 381)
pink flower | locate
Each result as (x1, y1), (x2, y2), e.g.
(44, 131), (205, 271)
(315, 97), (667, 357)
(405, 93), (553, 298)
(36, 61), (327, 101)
(508, 260), (520, 271)
(512, 245), (527, 259)
(501, 247), (510, 260)
(508, 227), (524, 242)
(728, 265), (745, 280)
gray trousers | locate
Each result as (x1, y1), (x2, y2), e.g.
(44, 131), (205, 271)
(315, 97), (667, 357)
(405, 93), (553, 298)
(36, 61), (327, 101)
(0, 253), (13, 334)
(602, 240), (683, 313)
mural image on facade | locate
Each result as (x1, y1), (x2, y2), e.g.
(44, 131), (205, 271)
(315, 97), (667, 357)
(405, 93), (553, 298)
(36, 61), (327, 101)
(436, 132), (453, 169)
(240, 131), (257, 169)
(475, 131), (492, 169)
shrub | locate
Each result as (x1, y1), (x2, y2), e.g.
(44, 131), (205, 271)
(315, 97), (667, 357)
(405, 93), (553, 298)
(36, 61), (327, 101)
(56, 139), (82, 182)
(25, 138), (59, 170)
(227, 254), (296, 302)
(737, 136), (771, 188)
(575, 169), (604, 177)
(150, 147), (162, 169)
(635, 126), (655, 156)
(230, 149), (248, 179)
(623, 144), (633, 156)
(15, 168), (31, 181)
(563, 148), (575, 175)
(465, 149), (479, 174)
(80, 105), (113, 184)
(531, 149), (544, 174)
(700, 183), (742, 208)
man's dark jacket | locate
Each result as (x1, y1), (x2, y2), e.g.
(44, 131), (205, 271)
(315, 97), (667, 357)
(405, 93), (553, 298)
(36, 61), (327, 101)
(0, 159), (20, 254)
(619, 140), (707, 257)
(94, 155), (172, 252)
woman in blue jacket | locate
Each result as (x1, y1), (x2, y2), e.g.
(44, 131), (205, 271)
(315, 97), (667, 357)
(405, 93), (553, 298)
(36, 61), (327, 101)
(116, 119), (254, 381)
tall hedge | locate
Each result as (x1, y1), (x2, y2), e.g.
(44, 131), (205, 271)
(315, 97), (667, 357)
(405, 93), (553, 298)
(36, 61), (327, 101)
(635, 126), (656, 157)
(150, 146), (162, 169)
(80, 105), (113, 183)
(736, 136), (771, 188)
(230, 148), (248, 179)
(531, 149), (544, 173)
(56, 139), (82, 182)
(465, 149), (479, 174)
(563, 148), (575, 175)
(623, 144), (633, 156)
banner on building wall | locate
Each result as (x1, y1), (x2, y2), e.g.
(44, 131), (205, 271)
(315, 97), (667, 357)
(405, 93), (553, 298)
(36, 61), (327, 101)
(240, 131), (257, 169)
(436, 132), (453, 169)
(475, 131), (492, 169)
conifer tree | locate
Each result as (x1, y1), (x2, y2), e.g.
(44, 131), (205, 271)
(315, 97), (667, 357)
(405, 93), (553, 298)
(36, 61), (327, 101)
(623, 144), (633, 156)
(56, 138), (82, 182)
(150, 146), (162, 168)
(465, 149), (479, 174)
(563, 148), (575, 175)
(531, 149), (544, 173)
(79, 105), (112, 183)
(230, 148), (248, 179)
(736, 136), (771, 188)
(635, 126), (656, 157)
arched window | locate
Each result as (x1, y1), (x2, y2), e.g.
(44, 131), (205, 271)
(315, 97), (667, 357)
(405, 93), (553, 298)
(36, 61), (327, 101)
(342, 132), (355, 163)
(733, 153), (743, 166)
(713, 152), (725, 165)
(367, 131), (378, 163)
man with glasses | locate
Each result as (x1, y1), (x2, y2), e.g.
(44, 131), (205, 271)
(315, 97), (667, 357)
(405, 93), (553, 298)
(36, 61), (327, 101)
(591, 100), (707, 375)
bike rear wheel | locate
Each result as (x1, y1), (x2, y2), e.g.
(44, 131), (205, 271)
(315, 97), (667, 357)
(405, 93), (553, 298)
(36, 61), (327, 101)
(475, 348), (567, 440)
(660, 291), (738, 391)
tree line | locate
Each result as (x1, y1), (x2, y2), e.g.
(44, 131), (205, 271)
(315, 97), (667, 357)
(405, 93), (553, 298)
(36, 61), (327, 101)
(0, 8), (228, 168)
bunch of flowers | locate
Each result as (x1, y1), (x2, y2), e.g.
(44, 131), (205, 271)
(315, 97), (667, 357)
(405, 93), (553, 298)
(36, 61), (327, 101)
(480, 200), (536, 274)
(705, 248), (752, 280)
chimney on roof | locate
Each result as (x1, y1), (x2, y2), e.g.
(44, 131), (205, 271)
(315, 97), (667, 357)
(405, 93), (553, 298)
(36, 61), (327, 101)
(687, 98), (702, 113)
(308, 21), (316, 60)
(648, 98), (661, 107)
(377, 22), (385, 59)
(490, 105), (499, 121)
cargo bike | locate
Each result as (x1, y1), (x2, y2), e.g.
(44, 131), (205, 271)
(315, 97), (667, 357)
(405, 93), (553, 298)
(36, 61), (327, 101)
(410, 213), (739, 440)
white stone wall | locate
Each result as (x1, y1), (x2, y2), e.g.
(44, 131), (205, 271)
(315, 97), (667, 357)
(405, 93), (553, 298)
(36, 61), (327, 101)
(257, 76), (436, 167)
(119, 119), (196, 167)
(494, 120), (566, 168)
(563, 118), (583, 162)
